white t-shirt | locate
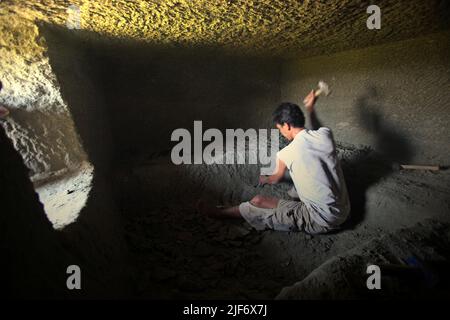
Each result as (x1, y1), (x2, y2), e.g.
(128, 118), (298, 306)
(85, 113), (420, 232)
(277, 127), (350, 227)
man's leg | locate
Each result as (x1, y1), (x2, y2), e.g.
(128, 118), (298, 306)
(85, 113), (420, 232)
(249, 195), (279, 209)
(198, 195), (280, 219)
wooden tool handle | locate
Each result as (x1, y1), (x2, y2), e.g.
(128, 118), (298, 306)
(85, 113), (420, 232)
(400, 164), (440, 171)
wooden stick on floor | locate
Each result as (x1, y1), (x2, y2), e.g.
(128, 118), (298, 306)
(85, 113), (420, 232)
(400, 164), (440, 171)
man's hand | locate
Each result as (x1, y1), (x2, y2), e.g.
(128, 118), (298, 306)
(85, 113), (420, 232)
(259, 175), (269, 185)
(258, 159), (287, 186)
(303, 90), (316, 112)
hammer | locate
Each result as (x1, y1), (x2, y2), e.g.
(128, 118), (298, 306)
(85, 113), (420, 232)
(314, 81), (331, 98)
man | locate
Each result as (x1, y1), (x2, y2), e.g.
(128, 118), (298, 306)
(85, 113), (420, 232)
(199, 90), (350, 234)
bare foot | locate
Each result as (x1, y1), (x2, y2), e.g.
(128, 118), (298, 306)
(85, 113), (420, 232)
(0, 105), (9, 119)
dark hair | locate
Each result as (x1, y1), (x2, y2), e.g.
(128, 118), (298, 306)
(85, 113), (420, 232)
(272, 102), (305, 128)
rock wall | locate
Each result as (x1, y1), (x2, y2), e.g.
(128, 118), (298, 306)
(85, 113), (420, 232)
(91, 41), (282, 163)
(0, 5), (130, 297)
(1, 0), (449, 299)
(281, 30), (450, 165)
(1, 0), (448, 178)
(0, 2), (87, 180)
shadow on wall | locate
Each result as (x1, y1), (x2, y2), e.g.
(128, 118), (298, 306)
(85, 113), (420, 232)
(39, 24), (281, 166)
(38, 22), (283, 213)
(341, 86), (415, 228)
(438, 0), (450, 29)
(38, 23), (282, 296)
(37, 23), (287, 298)
(37, 23), (133, 297)
(358, 87), (413, 164)
(99, 42), (281, 165)
(38, 21), (281, 206)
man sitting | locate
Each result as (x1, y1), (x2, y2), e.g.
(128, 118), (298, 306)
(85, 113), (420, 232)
(199, 90), (350, 234)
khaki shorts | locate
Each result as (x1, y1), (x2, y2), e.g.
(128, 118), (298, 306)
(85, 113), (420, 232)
(239, 199), (334, 234)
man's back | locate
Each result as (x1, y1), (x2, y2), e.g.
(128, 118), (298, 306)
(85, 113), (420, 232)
(277, 127), (350, 227)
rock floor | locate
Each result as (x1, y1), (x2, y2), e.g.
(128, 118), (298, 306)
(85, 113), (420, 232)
(110, 144), (450, 299)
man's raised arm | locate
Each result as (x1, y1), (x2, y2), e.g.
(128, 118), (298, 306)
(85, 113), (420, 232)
(303, 90), (322, 130)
